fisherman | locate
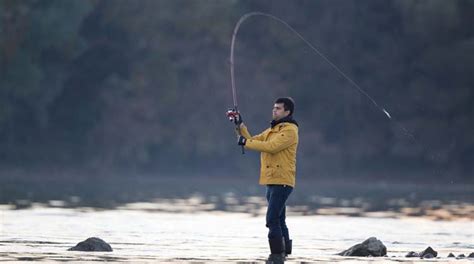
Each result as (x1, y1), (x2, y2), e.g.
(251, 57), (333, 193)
(233, 97), (299, 262)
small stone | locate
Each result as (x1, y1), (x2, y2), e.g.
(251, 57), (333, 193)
(448, 253), (455, 257)
(420, 246), (438, 258)
(68, 237), (113, 252)
(422, 253), (434, 259)
(468, 253), (474, 258)
(458, 254), (465, 258)
(405, 251), (419, 258)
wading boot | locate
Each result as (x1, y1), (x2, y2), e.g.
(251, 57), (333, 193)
(285, 240), (292, 257)
(266, 238), (285, 264)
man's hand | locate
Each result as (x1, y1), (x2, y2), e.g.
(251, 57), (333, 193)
(234, 113), (243, 125)
(235, 122), (246, 136)
(237, 135), (246, 146)
(226, 109), (243, 125)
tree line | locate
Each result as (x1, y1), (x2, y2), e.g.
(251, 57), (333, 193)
(1, 0), (472, 182)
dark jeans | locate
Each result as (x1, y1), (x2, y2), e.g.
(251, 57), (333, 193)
(265, 184), (293, 241)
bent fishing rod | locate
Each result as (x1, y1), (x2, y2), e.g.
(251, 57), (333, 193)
(227, 12), (429, 159)
(228, 11), (392, 115)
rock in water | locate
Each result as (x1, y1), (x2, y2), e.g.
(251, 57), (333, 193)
(457, 254), (466, 258)
(338, 237), (387, 257)
(405, 251), (419, 257)
(468, 253), (474, 258)
(448, 253), (455, 257)
(68, 237), (113, 252)
(420, 247), (437, 258)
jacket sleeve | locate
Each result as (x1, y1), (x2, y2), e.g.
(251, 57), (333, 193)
(238, 125), (266, 141)
(245, 127), (297, 154)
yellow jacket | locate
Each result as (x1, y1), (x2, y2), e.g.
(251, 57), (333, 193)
(240, 122), (299, 187)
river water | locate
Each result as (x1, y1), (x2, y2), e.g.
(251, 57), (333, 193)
(1, 177), (473, 262)
(1, 205), (472, 263)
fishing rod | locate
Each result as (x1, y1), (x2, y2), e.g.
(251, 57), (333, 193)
(227, 12), (431, 160)
(228, 11), (392, 116)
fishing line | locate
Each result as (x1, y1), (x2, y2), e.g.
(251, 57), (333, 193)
(229, 12), (443, 172)
(230, 12), (392, 120)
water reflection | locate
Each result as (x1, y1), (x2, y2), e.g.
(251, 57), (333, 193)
(1, 177), (473, 221)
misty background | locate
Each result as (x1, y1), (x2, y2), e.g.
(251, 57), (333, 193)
(1, 0), (473, 187)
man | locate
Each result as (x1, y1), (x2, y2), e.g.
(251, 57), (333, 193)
(234, 97), (299, 262)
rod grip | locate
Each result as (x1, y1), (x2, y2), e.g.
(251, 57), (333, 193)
(235, 121), (245, 155)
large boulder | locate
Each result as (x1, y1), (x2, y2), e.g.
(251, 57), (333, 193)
(68, 237), (113, 252)
(338, 237), (387, 257)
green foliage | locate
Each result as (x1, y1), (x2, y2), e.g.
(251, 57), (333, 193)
(0, 0), (472, 181)
(0, 0), (94, 158)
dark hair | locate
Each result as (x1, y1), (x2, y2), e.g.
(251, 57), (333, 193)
(275, 97), (295, 116)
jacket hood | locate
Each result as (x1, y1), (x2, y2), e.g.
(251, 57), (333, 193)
(271, 115), (299, 128)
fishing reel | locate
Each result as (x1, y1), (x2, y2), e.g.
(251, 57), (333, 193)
(226, 108), (240, 124)
(226, 108), (245, 154)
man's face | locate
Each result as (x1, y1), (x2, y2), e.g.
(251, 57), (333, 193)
(272, 103), (290, 121)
